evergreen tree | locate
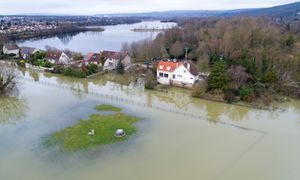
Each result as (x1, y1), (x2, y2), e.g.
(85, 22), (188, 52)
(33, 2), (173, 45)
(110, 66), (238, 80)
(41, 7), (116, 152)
(207, 61), (229, 91)
(116, 60), (125, 74)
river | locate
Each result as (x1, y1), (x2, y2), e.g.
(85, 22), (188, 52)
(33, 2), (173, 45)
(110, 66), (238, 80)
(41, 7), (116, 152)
(0, 70), (300, 180)
(17, 21), (176, 53)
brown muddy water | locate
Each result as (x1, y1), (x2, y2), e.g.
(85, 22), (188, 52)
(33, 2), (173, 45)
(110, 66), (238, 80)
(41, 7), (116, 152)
(0, 70), (300, 180)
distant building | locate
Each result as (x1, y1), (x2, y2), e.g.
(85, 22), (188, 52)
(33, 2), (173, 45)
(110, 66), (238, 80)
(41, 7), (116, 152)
(157, 59), (202, 88)
(101, 51), (131, 71)
(83, 52), (102, 65)
(20, 47), (40, 60)
(45, 51), (72, 65)
(3, 43), (19, 57)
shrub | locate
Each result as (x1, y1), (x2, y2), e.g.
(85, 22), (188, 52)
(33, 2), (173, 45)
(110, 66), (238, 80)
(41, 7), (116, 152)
(87, 64), (98, 75)
(191, 82), (207, 98)
(239, 87), (255, 102)
(63, 67), (86, 78)
(52, 66), (65, 74)
(17, 60), (26, 67)
(42, 61), (54, 68)
(144, 71), (157, 90)
(261, 71), (278, 84)
(223, 89), (237, 103)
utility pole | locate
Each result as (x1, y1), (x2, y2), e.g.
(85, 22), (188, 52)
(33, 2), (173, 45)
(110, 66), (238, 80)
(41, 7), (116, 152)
(185, 47), (188, 61)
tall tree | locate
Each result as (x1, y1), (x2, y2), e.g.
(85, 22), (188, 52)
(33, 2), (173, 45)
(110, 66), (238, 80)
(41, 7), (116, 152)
(207, 61), (229, 91)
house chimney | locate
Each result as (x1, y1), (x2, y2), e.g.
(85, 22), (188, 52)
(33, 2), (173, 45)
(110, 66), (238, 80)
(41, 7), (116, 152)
(187, 63), (190, 70)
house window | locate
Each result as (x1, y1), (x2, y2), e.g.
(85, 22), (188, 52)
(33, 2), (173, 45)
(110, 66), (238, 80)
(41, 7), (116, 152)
(159, 73), (164, 77)
(159, 65), (164, 70)
(164, 74), (169, 78)
(190, 77), (193, 80)
(167, 66), (171, 71)
(184, 70), (186, 73)
(172, 75), (176, 79)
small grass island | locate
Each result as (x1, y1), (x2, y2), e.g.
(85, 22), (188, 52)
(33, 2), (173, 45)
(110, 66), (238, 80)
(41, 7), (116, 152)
(94, 104), (122, 112)
(45, 105), (139, 151)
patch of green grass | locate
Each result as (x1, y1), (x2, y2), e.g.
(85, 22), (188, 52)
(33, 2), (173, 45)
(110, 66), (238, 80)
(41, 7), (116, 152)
(95, 104), (122, 112)
(45, 113), (139, 151)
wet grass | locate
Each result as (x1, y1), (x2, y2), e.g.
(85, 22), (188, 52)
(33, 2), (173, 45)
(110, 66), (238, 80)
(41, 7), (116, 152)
(95, 104), (122, 112)
(45, 105), (139, 151)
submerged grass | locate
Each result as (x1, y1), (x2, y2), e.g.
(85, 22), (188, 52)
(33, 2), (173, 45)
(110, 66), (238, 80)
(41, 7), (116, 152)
(45, 105), (139, 151)
(95, 104), (122, 112)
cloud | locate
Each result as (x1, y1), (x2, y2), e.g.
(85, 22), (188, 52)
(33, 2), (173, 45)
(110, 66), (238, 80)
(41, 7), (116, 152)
(0, 0), (297, 15)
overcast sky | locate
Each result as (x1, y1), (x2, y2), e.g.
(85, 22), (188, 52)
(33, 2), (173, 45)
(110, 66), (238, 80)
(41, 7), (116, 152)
(0, 0), (298, 15)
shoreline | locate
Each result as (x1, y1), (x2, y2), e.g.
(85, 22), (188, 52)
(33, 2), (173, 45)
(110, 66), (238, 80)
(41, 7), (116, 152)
(1, 26), (105, 42)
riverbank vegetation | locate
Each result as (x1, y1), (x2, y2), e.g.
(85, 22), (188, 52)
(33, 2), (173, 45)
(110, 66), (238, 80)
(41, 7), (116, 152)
(123, 17), (300, 104)
(44, 105), (139, 151)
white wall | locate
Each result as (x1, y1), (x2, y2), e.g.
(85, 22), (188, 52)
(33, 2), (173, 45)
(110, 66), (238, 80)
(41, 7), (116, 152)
(59, 53), (71, 65)
(103, 58), (118, 70)
(3, 48), (19, 57)
(172, 65), (197, 85)
(157, 70), (171, 85)
(156, 64), (199, 87)
(122, 55), (131, 67)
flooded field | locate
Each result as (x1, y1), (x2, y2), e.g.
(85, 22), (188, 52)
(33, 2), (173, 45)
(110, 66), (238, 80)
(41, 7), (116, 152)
(0, 71), (300, 180)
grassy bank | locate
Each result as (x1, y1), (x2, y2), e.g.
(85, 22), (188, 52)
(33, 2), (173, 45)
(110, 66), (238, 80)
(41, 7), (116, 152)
(95, 104), (122, 112)
(45, 105), (139, 151)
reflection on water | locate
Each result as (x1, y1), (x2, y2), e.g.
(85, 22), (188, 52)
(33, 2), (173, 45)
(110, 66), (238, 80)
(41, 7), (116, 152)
(28, 69), (40, 81)
(56, 32), (81, 45)
(0, 97), (27, 124)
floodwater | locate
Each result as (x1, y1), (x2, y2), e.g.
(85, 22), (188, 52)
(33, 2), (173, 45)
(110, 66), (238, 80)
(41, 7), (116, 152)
(0, 71), (300, 180)
(17, 21), (176, 53)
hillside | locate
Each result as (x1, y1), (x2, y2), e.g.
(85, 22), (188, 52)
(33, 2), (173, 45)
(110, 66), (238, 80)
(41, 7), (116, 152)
(240, 1), (300, 18)
(96, 2), (300, 19)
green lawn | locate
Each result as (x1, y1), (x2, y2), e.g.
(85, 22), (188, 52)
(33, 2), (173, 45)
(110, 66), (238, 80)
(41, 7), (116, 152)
(95, 104), (122, 112)
(45, 106), (139, 151)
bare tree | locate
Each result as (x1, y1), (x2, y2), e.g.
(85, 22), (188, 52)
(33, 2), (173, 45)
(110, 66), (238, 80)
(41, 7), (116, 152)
(170, 41), (184, 58)
(0, 62), (18, 96)
(227, 65), (250, 89)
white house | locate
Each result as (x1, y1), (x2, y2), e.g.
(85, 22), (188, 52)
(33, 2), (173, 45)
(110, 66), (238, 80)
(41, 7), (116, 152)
(3, 43), (19, 57)
(101, 51), (131, 71)
(157, 60), (201, 88)
(45, 51), (72, 65)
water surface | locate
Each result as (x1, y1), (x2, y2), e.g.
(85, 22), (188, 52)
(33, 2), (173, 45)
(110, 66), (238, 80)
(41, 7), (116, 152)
(0, 71), (300, 180)
(17, 21), (176, 53)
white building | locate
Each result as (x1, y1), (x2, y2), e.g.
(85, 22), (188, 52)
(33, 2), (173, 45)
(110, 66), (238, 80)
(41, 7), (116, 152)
(157, 60), (201, 88)
(101, 51), (131, 71)
(3, 43), (19, 57)
(45, 51), (72, 65)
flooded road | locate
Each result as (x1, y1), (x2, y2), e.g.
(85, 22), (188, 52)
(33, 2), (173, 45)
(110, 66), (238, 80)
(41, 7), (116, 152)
(0, 71), (300, 180)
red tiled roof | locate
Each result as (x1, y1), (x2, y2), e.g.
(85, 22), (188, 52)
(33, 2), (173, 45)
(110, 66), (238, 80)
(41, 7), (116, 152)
(157, 60), (182, 72)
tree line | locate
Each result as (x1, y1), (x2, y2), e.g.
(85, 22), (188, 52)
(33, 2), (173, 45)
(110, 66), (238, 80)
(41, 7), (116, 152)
(123, 17), (300, 103)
